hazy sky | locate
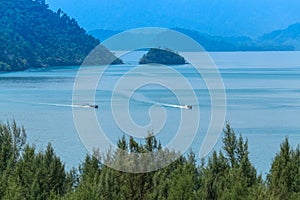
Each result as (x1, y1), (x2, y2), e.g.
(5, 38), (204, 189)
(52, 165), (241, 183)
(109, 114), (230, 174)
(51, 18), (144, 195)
(46, 0), (300, 36)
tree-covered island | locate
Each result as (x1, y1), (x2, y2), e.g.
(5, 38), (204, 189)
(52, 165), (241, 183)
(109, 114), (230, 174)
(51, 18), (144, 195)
(139, 48), (186, 65)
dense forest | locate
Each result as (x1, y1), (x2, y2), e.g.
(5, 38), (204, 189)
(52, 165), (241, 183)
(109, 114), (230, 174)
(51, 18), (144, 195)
(139, 48), (186, 65)
(0, 0), (122, 72)
(0, 121), (299, 199)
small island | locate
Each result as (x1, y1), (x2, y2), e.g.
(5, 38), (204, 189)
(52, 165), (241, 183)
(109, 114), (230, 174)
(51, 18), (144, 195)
(139, 48), (186, 65)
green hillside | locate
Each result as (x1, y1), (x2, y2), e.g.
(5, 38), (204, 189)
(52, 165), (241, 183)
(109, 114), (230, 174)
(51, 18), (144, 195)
(0, 0), (122, 72)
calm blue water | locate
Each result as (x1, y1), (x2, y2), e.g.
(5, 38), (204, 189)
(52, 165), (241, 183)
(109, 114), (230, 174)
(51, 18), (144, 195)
(0, 51), (299, 177)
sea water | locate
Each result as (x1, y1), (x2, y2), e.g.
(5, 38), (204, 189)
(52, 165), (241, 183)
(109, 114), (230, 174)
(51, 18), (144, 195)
(0, 51), (299, 177)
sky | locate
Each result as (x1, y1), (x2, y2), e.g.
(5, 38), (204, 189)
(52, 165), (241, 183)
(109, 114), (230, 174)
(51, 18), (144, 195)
(46, 0), (300, 37)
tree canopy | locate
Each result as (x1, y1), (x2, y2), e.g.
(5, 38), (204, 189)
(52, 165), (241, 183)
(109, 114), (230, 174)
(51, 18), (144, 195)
(0, 121), (299, 199)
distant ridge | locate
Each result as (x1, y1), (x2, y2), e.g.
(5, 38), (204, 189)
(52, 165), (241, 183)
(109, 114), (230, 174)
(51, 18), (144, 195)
(168, 28), (295, 51)
(89, 25), (300, 52)
(0, 0), (122, 72)
(259, 23), (300, 50)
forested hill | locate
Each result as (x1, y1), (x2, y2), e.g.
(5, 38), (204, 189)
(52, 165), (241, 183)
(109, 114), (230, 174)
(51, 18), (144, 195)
(0, 0), (122, 72)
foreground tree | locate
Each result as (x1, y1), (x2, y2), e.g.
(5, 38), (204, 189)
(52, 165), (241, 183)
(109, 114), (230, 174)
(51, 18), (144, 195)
(0, 121), (69, 199)
(197, 122), (264, 199)
(0, 121), (299, 199)
(267, 138), (300, 200)
(0, 121), (26, 197)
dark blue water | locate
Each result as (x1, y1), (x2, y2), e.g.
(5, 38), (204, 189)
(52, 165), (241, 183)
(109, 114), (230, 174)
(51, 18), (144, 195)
(0, 52), (299, 177)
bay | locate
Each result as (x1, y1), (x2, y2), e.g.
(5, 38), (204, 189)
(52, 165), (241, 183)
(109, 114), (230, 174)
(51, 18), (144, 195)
(0, 51), (299, 177)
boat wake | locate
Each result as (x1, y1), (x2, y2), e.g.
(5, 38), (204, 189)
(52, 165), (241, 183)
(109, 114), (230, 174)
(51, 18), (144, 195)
(36, 103), (98, 109)
(36, 102), (82, 108)
(130, 93), (192, 110)
(158, 103), (192, 110)
(10, 100), (98, 109)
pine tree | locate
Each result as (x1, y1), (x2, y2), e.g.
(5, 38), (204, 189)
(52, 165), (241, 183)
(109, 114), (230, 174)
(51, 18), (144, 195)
(268, 138), (300, 199)
(0, 121), (26, 197)
(223, 122), (237, 168)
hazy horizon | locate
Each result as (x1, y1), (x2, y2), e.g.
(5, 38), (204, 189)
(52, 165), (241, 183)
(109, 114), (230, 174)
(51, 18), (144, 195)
(46, 0), (300, 37)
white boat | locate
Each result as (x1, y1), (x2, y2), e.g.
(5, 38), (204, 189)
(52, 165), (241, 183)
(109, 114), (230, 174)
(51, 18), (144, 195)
(183, 105), (192, 110)
(91, 104), (98, 109)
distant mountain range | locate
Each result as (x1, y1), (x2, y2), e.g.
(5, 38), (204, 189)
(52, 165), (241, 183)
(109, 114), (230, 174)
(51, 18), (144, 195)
(89, 23), (300, 51)
(259, 23), (300, 50)
(0, 0), (121, 72)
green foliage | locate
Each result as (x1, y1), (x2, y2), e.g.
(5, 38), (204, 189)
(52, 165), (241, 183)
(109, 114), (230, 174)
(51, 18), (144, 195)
(0, 0), (122, 72)
(139, 48), (186, 65)
(267, 138), (300, 199)
(197, 123), (262, 200)
(0, 121), (69, 200)
(0, 121), (299, 199)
